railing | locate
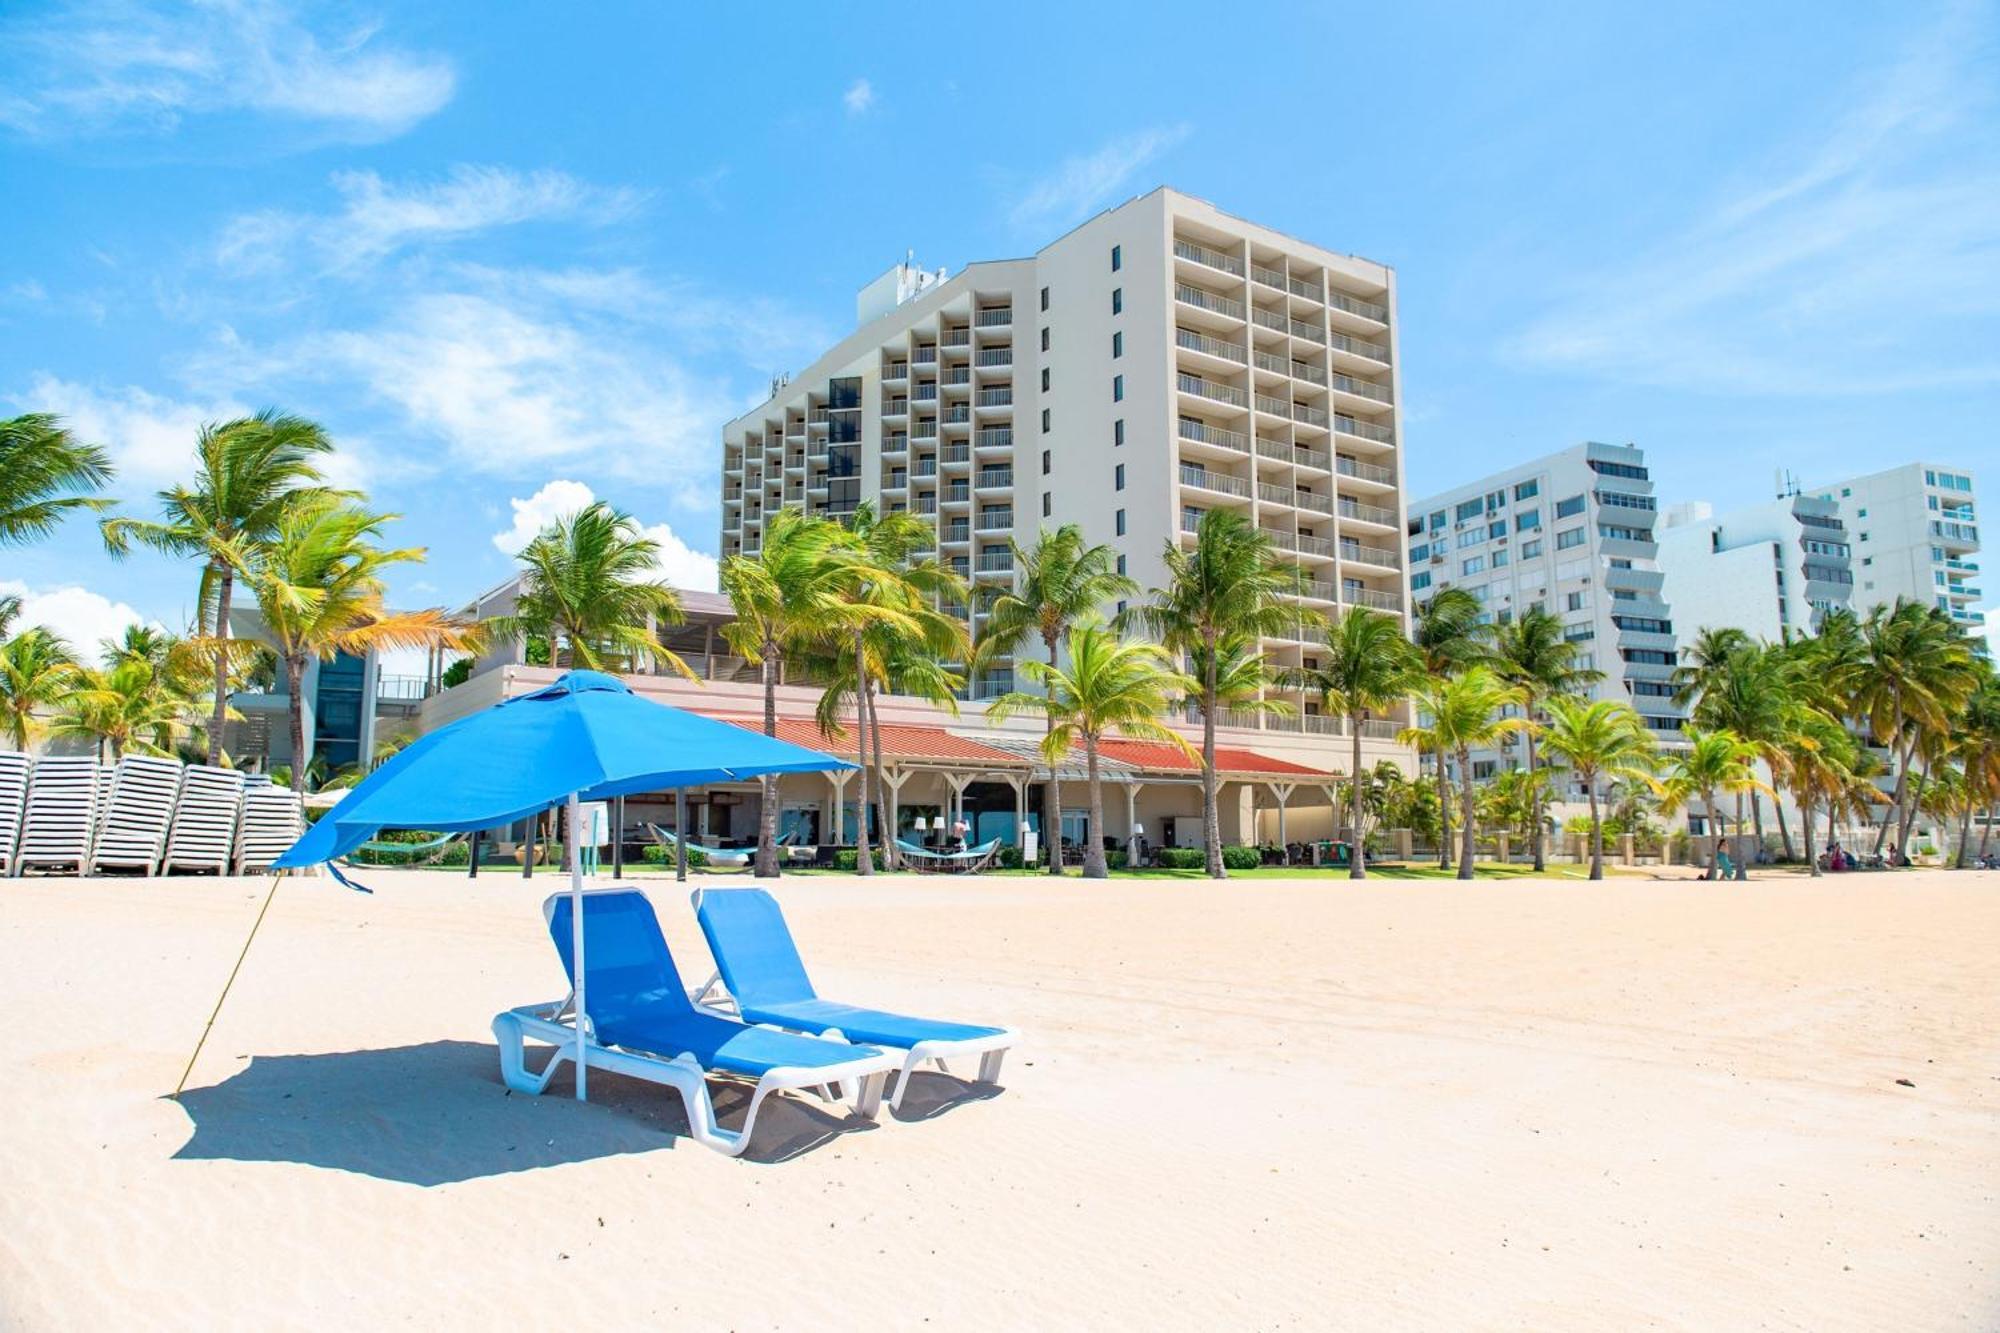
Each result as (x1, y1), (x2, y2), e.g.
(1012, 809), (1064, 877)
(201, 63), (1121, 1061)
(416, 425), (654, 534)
(883, 435), (908, 453)
(1333, 413), (1394, 443)
(1257, 481), (1300, 506)
(976, 510), (1015, 530)
(915, 497), (937, 514)
(912, 424), (937, 440)
(1297, 534), (1335, 558)
(913, 385), (938, 401)
(1180, 465), (1249, 497)
(1343, 585), (1401, 611)
(1251, 307), (1289, 335)
(1177, 327), (1247, 363)
(914, 460), (938, 477)
(943, 524), (970, 542)
(976, 388), (1013, 407)
(975, 428), (1014, 448)
(809, 409), (829, 424)
(1174, 238), (1244, 275)
(1327, 290), (1388, 322)
(945, 485), (970, 502)
(975, 308), (1013, 327)
(882, 398), (908, 415)
(1339, 498), (1397, 526)
(977, 468), (1014, 487)
(1341, 540), (1401, 569)
(1289, 275), (1325, 303)
(1179, 418), (1250, 453)
(376, 674), (434, 702)
(944, 405), (970, 423)
(1255, 351), (1326, 385)
(1254, 392), (1291, 418)
(1337, 454), (1394, 484)
(943, 443), (971, 463)
(1294, 403), (1330, 429)
(977, 552), (1015, 572)
(913, 347), (937, 364)
(1180, 373), (1247, 407)
(1251, 263), (1286, 290)
(976, 348), (1013, 367)
(944, 367), (971, 385)
(1175, 283), (1245, 320)
(1329, 331), (1392, 364)
(884, 364), (908, 380)
(943, 328), (970, 346)
(1329, 372), (1392, 403)
(1259, 527), (1298, 551)
(1296, 491), (1333, 515)
(1298, 579), (1339, 601)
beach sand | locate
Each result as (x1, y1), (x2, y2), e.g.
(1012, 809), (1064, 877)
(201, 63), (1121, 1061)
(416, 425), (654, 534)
(0, 866), (1993, 1330)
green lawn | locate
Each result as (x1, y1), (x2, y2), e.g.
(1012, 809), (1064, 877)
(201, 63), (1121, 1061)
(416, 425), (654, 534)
(619, 860), (1648, 881)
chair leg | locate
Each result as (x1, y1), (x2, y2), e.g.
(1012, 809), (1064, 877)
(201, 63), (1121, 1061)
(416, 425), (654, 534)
(977, 1048), (1007, 1084)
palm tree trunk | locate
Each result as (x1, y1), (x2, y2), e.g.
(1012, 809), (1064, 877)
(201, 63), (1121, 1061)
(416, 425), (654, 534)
(755, 639), (779, 878)
(284, 654), (308, 793)
(1435, 746), (1454, 871)
(1083, 737), (1108, 879)
(1587, 779), (1604, 881)
(1801, 790), (1819, 877)
(1042, 629), (1063, 876)
(852, 638), (873, 879)
(1706, 794), (1724, 880)
(1733, 792), (1748, 880)
(1900, 760), (1929, 848)
(1825, 800), (1837, 860)
(1955, 790), (1973, 868)
(1527, 728), (1545, 873)
(207, 562), (233, 765)
(868, 679), (895, 871)
(1457, 744), (1476, 880)
(1201, 629), (1223, 880)
(1349, 716), (1366, 879)
(1873, 712), (1907, 853)
(1772, 792), (1797, 861)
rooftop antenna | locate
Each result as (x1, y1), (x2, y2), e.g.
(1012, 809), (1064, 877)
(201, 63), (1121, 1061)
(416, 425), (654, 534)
(1775, 468), (1799, 500)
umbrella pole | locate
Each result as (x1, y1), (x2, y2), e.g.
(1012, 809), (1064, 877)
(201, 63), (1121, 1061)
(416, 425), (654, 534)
(172, 872), (283, 1100)
(612, 796), (624, 880)
(568, 792), (587, 1101)
(675, 788), (687, 883)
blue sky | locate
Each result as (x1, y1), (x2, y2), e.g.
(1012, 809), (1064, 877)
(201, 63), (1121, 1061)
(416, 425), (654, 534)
(2, 0), (1995, 659)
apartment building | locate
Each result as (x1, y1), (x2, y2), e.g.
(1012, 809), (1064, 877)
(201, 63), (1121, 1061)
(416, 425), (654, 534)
(719, 186), (1409, 750)
(1810, 463), (1985, 642)
(1405, 442), (1687, 786)
(1657, 493), (1856, 643)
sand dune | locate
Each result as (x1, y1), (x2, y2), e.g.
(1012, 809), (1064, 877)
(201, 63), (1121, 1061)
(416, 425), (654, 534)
(0, 868), (1994, 1330)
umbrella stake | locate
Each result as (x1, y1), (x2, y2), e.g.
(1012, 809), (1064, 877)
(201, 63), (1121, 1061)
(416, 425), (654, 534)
(172, 871), (284, 1100)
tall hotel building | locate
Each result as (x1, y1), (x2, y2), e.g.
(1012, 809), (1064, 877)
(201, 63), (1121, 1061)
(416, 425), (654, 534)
(1657, 492), (1856, 643)
(719, 187), (1409, 739)
(1405, 442), (1687, 786)
(1809, 463), (1985, 644)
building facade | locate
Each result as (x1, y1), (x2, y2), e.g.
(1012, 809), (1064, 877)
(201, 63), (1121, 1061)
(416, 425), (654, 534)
(1810, 463), (1984, 641)
(1657, 493), (1856, 643)
(1405, 441), (1687, 786)
(718, 186), (1410, 752)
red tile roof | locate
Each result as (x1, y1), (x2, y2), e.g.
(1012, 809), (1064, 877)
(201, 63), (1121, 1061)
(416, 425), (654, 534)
(1093, 738), (1336, 779)
(701, 714), (1026, 767)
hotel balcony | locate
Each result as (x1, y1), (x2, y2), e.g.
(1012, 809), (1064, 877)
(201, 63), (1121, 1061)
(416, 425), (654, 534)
(975, 307), (1013, 328)
(1336, 454), (1395, 488)
(1176, 327), (1248, 368)
(1333, 413), (1394, 447)
(1173, 237), (1245, 278)
(1326, 288), (1390, 328)
(976, 510), (1015, 532)
(974, 427), (1014, 451)
(1180, 465), (1251, 500)
(1251, 307), (1325, 346)
(1337, 498), (1398, 529)
(1253, 349), (1326, 386)
(975, 348), (1013, 368)
(1178, 418), (1251, 459)
(883, 363), (909, 381)
(975, 467), (1014, 491)
(1328, 371), (1393, 410)
(1342, 585), (1402, 612)
(1328, 330), (1392, 369)
(1178, 373), (1248, 410)
(942, 443), (971, 465)
(1174, 282), (1246, 327)
(975, 387), (1014, 408)
(1256, 439), (1331, 472)
(1339, 539), (1401, 571)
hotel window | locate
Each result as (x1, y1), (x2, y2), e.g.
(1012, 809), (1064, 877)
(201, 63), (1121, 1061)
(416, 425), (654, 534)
(1040, 286), (1050, 312)
(1488, 520), (1506, 540)
(1457, 529), (1482, 549)
(1411, 571), (1432, 591)
(1116, 554), (1127, 576)
(1555, 494), (1586, 518)
(1041, 368), (1051, 392)
(1115, 464), (1125, 491)
(1516, 509), (1541, 530)
(1111, 288), (1122, 315)
(1112, 331), (1123, 359)
(1043, 493), (1051, 517)
(1041, 409), (1050, 433)
(1112, 375), (1124, 402)
(1486, 489), (1507, 511)
(1041, 327), (1050, 352)
(1462, 555), (1486, 575)
(1111, 245), (1122, 272)
(1521, 539), (1543, 558)
(1556, 527), (1586, 550)
(1566, 590), (1585, 612)
(1514, 479), (1539, 501)
(1456, 498), (1485, 523)
(1115, 508), (1126, 536)
(1042, 449), (1051, 475)
(1491, 548), (1509, 568)
(1114, 419), (1125, 446)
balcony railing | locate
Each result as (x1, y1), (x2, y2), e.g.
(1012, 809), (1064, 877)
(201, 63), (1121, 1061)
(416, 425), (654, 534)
(977, 552), (1016, 572)
(1179, 373), (1247, 408)
(1255, 350), (1326, 385)
(1254, 392), (1291, 418)
(976, 510), (1015, 531)
(1327, 290), (1389, 323)
(1337, 455), (1394, 484)
(975, 308), (1013, 327)
(883, 435), (908, 454)
(913, 347), (937, 364)
(1297, 534), (1336, 558)
(1343, 585), (1401, 611)
(945, 367), (971, 385)
(1174, 238), (1244, 275)
(1289, 275), (1326, 303)
(1178, 418), (1249, 454)
(1175, 283), (1245, 320)
(1339, 498), (1396, 525)
(1251, 262), (1286, 291)
(1329, 372), (1392, 404)
(1340, 540), (1401, 569)
(976, 349), (1013, 367)
(1180, 465), (1249, 497)
(914, 460), (938, 477)
(943, 443), (971, 463)
(1294, 403), (1330, 429)
(943, 523), (970, 542)
(1298, 579), (1339, 601)
(884, 363), (909, 380)
(1330, 331), (1392, 364)
(1334, 413), (1394, 444)
(915, 497), (937, 514)
(977, 468), (1014, 488)
(975, 428), (1014, 449)
(976, 388), (1014, 407)
(1177, 327), (1247, 363)
(945, 405), (970, 423)
(943, 328), (970, 346)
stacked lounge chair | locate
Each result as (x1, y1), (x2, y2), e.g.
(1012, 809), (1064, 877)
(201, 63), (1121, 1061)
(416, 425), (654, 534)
(235, 780), (304, 874)
(0, 752), (29, 876)
(13, 757), (103, 875)
(89, 755), (185, 875)
(163, 765), (245, 874)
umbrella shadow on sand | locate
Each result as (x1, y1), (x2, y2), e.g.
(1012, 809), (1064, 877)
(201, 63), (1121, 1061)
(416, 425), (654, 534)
(167, 1039), (876, 1182)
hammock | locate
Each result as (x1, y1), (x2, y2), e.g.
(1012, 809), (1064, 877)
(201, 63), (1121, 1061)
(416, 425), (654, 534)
(342, 830), (462, 865)
(892, 837), (1003, 874)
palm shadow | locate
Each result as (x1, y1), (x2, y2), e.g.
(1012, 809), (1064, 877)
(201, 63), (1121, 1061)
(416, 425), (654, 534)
(889, 1069), (1006, 1122)
(168, 1039), (871, 1182)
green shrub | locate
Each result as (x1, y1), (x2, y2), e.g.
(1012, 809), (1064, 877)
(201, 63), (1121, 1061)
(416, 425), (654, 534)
(833, 849), (884, 872)
(640, 842), (708, 868)
(642, 843), (667, 865)
(435, 841), (470, 867)
(1155, 847), (1204, 869)
(1221, 845), (1261, 870)
(998, 845), (1024, 869)
(1106, 848), (1128, 870)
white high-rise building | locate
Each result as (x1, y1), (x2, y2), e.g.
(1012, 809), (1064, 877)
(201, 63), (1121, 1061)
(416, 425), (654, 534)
(719, 187), (1410, 755)
(1810, 463), (1984, 641)
(1406, 442), (1687, 784)
(1657, 493), (1856, 643)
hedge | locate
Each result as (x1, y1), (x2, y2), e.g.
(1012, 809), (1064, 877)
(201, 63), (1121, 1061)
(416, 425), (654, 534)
(641, 842), (710, 868)
(1221, 845), (1261, 870)
(833, 848), (885, 871)
(1154, 847), (1205, 869)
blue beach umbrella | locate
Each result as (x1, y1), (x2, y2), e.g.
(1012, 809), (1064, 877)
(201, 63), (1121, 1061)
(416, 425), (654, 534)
(181, 670), (855, 1102)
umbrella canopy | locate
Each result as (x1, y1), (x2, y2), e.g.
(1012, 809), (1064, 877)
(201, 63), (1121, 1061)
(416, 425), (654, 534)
(276, 669), (853, 868)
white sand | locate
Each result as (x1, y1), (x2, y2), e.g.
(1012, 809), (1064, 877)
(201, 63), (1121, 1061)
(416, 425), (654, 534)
(0, 866), (1994, 1330)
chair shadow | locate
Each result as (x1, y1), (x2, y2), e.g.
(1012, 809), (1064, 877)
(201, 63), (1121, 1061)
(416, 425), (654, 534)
(889, 1069), (1005, 1123)
(168, 1039), (871, 1182)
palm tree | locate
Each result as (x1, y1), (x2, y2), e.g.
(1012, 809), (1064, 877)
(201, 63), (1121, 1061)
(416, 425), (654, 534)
(49, 657), (191, 760)
(720, 510), (877, 876)
(1410, 587), (1489, 869)
(0, 596), (18, 641)
(101, 410), (339, 764)
(974, 524), (1134, 874)
(1287, 608), (1421, 877)
(230, 496), (479, 792)
(1691, 642), (1795, 861)
(1659, 729), (1768, 880)
(1140, 511), (1315, 878)
(1397, 666), (1525, 880)
(0, 413), (114, 546)
(489, 501), (693, 676)
(1489, 607), (1604, 871)
(1957, 672), (1999, 868)
(1670, 626), (1753, 710)
(0, 627), (79, 751)
(1845, 600), (1978, 854)
(988, 623), (1195, 879)
(1774, 704), (1857, 877)
(1537, 697), (1658, 880)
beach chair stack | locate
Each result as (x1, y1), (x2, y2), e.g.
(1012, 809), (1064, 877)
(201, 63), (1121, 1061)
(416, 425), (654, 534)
(0, 752), (29, 876)
(163, 765), (245, 874)
(88, 755), (186, 876)
(13, 757), (103, 875)
(235, 780), (304, 874)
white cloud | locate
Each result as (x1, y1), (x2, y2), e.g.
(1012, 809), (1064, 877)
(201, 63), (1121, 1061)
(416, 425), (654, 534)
(843, 78), (875, 116)
(0, 580), (155, 664)
(1503, 5), (2000, 395)
(0, 0), (454, 141)
(491, 480), (718, 592)
(15, 374), (250, 488)
(1008, 125), (1191, 233)
(216, 165), (643, 274)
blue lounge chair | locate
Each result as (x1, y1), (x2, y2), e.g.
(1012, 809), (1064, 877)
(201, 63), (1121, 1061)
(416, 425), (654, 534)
(691, 886), (1017, 1110)
(490, 888), (902, 1157)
